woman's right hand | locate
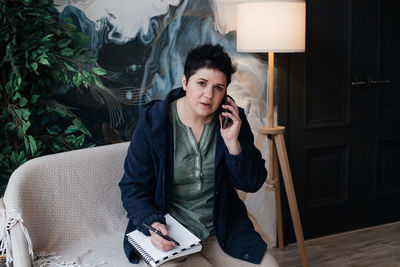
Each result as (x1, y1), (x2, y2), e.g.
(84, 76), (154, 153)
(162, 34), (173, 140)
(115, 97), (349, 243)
(149, 221), (176, 251)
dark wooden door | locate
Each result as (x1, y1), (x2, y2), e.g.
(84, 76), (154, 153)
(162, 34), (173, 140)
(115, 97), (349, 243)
(360, 0), (400, 226)
(278, 0), (400, 242)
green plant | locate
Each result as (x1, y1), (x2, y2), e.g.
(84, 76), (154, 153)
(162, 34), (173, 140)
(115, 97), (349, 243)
(0, 0), (108, 195)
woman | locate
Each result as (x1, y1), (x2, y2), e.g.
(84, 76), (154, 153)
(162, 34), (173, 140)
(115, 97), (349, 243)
(119, 44), (278, 266)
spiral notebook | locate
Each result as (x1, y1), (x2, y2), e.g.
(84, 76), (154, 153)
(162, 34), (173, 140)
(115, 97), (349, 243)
(126, 214), (202, 267)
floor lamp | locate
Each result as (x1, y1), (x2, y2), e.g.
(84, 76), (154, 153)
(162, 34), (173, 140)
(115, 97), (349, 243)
(236, 1), (309, 267)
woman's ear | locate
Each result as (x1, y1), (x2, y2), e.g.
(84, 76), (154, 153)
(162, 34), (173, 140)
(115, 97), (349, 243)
(182, 74), (187, 91)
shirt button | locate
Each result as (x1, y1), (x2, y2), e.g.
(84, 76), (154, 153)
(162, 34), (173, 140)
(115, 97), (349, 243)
(215, 191), (219, 195)
(243, 253), (249, 260)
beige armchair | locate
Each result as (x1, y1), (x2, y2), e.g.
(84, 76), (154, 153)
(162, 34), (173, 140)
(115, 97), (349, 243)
(0, 142), (277, 266)
(1, 142), (130, 266)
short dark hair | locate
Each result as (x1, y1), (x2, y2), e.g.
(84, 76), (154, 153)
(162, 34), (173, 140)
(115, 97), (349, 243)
(184, 44), (236, 86)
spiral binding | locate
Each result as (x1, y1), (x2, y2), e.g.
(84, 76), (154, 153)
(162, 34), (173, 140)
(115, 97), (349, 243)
(127, 236), (155, 267)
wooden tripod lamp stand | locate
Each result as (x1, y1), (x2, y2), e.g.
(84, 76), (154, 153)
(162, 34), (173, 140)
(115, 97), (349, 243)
(237, 1), (309, 267)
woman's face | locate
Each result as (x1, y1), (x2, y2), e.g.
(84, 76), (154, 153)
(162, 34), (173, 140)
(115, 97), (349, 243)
(182, 67), (227, 121)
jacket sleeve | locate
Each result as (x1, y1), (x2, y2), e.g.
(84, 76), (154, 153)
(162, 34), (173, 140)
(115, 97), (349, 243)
(119, 125), (165, 235)
(224, 108), (268, 192)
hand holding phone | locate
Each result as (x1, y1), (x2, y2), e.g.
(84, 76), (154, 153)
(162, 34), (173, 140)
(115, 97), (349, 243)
(220, 95), (231, 129)
(219, 95), (242, 155)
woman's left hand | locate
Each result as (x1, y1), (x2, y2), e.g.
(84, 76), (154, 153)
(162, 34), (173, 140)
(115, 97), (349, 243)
(219, 97), (242, 155)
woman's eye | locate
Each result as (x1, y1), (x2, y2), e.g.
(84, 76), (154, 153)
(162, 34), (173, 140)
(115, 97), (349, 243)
(216, 86), (223, 91)
(198, 81), (206, 86)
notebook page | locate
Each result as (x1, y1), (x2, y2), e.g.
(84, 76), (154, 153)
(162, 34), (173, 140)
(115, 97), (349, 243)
(127, 214), (201, 261)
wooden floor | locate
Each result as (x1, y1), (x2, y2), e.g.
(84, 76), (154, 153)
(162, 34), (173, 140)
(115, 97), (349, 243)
(269, 221), (400, 267)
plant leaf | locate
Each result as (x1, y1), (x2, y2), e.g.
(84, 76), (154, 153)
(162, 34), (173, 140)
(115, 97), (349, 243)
(22, 109), (31, 120)
(64, 62), (77, 72)
(14, 109), (23, 119)
(28, 135), (37, 155)
(93, 77), (105, 89)
(31, 94), (40, 104)
(76, 134), (85, 147)
(53, 104), (68, 117)
(57, 39), (72, 48)
(19, 97), (28, 107)
(31, 62), (39, 74)
(12, 92), (21, 101)
(92, 67), (107, 76)
(60, 47), (74, 57)
(4, 122), (16, 131)
(22, 120), (31, 133)
(40, 34), (54, 43)
(72, 72), (82, 87)
(39, 57), (50, 66)
(82, 79), (89, 88)
(10, 151), (18, 165)
(17, 76), (22, 86)
(47, 127), (58, 135)
(17, 151), (26, 163)
(73, 118), (92, 137)
(64, 125), (78, 134)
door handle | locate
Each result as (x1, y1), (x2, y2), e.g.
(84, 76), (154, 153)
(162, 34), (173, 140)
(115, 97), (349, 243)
(351, 79), (390, 87)
(376, 79), (390, 85)
(351, 80), (367, 86)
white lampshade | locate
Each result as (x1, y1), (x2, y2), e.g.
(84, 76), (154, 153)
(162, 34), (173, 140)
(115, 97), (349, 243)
(237, 0), (306, 52)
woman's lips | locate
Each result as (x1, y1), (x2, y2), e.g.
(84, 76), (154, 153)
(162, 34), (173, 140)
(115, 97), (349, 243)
(201, 102), (212, 108)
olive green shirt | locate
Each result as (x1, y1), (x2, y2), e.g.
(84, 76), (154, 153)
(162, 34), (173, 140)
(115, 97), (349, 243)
(167, 100), (217, 240)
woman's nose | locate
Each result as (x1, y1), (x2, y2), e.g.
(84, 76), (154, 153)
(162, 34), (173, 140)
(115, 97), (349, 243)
(203, 86), (213, 98)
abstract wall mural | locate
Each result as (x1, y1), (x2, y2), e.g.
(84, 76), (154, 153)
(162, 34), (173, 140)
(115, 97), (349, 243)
(54, 0), (276, 246)
(54, 0), (268, 145)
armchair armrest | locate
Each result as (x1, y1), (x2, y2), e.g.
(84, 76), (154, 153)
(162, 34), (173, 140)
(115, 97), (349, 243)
(1, 199), (31, 267)
(10, 222), (31, 267)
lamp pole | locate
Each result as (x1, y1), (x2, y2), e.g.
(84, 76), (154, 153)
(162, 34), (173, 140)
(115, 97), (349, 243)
(266, 52), (285, 250)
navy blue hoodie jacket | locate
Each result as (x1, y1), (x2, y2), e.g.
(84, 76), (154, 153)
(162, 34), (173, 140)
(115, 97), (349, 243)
(119, 87), (268, 264)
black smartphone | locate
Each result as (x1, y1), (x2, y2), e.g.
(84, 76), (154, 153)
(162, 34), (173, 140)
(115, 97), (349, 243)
(220, 95), (231, 129)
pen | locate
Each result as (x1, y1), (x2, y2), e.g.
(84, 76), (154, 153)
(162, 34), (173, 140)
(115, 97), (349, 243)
(142, 223), (181, 246)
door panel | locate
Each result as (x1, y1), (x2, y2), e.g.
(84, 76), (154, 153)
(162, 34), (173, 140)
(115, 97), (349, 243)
(306, 0), (351, 129)
(304, 143), (350, 210)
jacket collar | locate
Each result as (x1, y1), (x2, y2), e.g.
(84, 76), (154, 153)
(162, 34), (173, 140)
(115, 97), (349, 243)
(140, 88), (183, 133)
(139, 87), (185, 161)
